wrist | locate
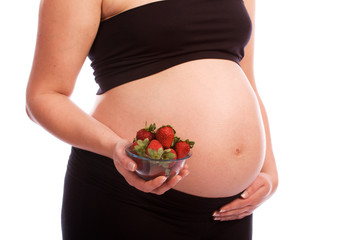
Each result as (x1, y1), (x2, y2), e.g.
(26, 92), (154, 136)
(260, 170), (278, 197)
(95, 133), (126, 159)
(260, 154), (278, 196)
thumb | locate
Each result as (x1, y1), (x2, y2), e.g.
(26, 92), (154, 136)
(114, 140), (136, 172)
(241, 174), (265, 199)
(240, 190), (249, 199)
(124, 157), (137, 172)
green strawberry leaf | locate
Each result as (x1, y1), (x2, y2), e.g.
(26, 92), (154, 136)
(171, 135), (180, 147)
(144, 122), (156, 133)
(147, 148), (164, 160)
(161, 152), (176, 160)
(133, 139), (150, 156)
(184, 139), (195, 148)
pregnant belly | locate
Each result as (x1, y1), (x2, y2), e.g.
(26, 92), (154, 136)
(91, 59), (266, 197)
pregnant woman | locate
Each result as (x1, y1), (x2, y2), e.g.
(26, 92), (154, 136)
(26, 0), (278, 239)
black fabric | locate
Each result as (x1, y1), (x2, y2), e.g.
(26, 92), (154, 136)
(61, 147), (253, 240)
(88, 0), (252, 94)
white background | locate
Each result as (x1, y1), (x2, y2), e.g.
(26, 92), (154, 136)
(1, 0), (359, 239)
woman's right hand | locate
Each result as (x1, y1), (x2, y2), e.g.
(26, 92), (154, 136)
(112, 139), (189, 195)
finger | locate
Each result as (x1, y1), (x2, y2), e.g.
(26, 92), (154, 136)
(182, 163), (189, 170)
(113, 141), (137, 172)
(241, 175), (266, 199)
(118, 161), (189, 194)
(177, 167), (190, 178)
(217, 198), (249, 213)
(119, 167), (167, 192)
(213, 205), (253, 218)
(127, 175), (168, 193)
(224, 187), (268, 211)
(218, 182), (269, 213)
(218, 187), (269, 217)
(152, 175), (182, 195)
(118, 156), (137, 172)
(152, 165), (190, 193)
(113, 156), (137, 178)
(245, 173), (274, 199)
(141, 176), (169, 192)
(214, 211), (252, 221)
(214, 213), (251, 221)
(152, 169), (190, 195)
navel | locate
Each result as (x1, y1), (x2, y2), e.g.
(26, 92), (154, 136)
(234, 147), (242, 156)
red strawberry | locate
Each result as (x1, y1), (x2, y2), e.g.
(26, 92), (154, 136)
(161, 148), (177, 160)
(169, 148), (177, 159)
(162, 148), (177, 168)
(131, 139), (149, 157)
(155, 125), (175, 149)
(130, 141), (138, 152)
(136, 122), (156, 141)
(146, 140), (164, 159)
(175, 139), (195, 159)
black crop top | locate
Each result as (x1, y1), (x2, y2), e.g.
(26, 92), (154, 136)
(88, 0), (252, 94)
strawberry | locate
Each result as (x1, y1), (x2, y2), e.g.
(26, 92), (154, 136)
(161, 148), (177, 160)
(130, 141), (138, 151)
(136, 122), (156, 141)
(131, 139), (149, 157)
(175, 139), (195, 159)
(171, 135), (180, 148)
(146, 140), (164, 159)
(161, 148), (177, 168)
(169, 148), (177, 159)
(155, 125), (175, 149)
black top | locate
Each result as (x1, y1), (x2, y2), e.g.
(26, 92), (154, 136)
(88, 0), (252, 94)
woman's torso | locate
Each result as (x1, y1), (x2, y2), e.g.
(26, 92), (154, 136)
(90, 0), (266, 198)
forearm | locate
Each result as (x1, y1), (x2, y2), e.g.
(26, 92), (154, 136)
(257, 94), (278, 195)
(26, 92), (123, 158)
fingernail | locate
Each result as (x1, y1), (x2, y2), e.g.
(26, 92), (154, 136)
(213, 217), (221, 221)
(175, 176), (182, 184)
(128, 162), (136, 171)
(241, 190), (248, 198)
(212, 211), (220, 217)
(159, 176), (167, 183)
(219, 209), (226, 213)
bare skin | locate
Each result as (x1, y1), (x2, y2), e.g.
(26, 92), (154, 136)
(26, 0), (278, 220)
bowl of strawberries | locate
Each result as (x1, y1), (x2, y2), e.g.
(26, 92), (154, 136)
(125, 123), (194, 180)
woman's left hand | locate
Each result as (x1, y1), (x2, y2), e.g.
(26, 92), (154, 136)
(212, 172), (274, 221)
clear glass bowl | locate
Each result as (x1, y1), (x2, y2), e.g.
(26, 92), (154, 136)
(125, 145), (191, 180)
